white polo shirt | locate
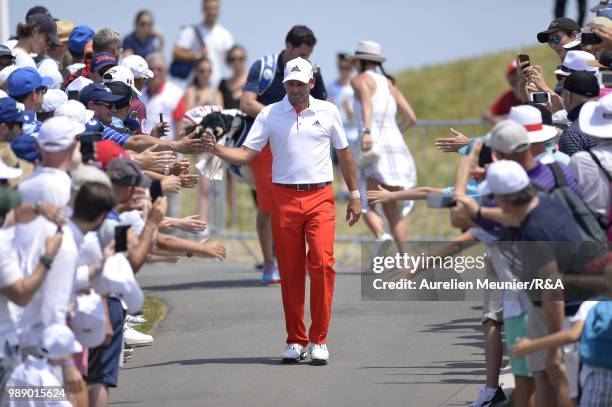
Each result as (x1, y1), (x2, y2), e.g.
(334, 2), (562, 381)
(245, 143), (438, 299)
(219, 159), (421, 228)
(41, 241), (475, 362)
(243, 96), (348, 184)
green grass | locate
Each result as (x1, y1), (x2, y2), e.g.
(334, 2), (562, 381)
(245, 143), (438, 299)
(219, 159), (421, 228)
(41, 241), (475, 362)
(178, 44), (561, 245)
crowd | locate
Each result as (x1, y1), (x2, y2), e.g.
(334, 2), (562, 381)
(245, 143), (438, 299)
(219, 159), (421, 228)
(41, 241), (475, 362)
(0, 0), (610, 406)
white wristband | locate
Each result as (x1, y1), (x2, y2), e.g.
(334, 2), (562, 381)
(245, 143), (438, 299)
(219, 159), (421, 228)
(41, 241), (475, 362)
(350, 190), (360, 200)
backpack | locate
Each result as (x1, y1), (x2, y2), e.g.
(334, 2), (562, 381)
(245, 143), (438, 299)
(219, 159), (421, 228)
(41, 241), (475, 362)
(587, 151), (612, 241)
(169, 25), (205, 79)
(579, 301), (612, 369)
(257, 53), (278, 95)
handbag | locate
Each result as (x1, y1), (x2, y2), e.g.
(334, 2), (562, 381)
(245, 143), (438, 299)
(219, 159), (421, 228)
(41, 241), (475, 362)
(169, 25), (205, 79)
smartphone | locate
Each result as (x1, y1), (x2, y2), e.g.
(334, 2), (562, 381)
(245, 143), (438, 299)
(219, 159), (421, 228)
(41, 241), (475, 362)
(427, 193), (456, 208)
(530, 91), (551, 104)
(79, 132), (102, 162)
(149, 180), (164, 202)
(159, 113), (164, 123)
(601, 71), (612, 87)
(581, 32), (603, 45)
(478, 145), (493, 167)
(67, 90), (79, 100)
(518, 54), (530, 69)
(114, 225), (130, 252)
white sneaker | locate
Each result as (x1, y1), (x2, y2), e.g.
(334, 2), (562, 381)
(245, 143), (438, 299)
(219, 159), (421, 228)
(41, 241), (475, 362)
(309, 343), (329, 365)
(126, 315), (146, 325)
(281, 343), (307, 363)
(124, 325), (154, 347)
(371, 233), (394, 263)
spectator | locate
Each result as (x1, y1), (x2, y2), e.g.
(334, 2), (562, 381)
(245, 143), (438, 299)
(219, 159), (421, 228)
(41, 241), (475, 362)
(120, 55), (154, 132)
(122, 10), (164, 59)
(483, 61), (522, 124)
(580, 16), (612, 59)
(90, 52), (117, 84)
(218, 44), (247, 109)
(37, 20), (74, 90)
(12, 13), (60, 68)
(7, 67), (52, 139)
(555, 0), (587, 27)
(92, 28), (122, 60)
(328, 53), (359, 151)
(64, 25), (95, 77)
(173, 0), (234, 88)
(559, 71), (600, 156)
(537, 17), (581, 61)
(0, 46), (14, 71)
(183, 57), (222, 109)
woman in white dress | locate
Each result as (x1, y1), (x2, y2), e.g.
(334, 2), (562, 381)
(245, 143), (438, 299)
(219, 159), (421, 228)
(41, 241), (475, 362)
(351, 41), (417, 251)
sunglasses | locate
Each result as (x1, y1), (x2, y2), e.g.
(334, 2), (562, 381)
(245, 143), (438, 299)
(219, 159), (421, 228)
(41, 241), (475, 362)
(35, 86), (47, 94)
(138, 21), (153, 27)
(228, 56), (245, 62)
(198, 69), (212, 74)
(548, 34), (562, 45)
(339, 65), (353, 71)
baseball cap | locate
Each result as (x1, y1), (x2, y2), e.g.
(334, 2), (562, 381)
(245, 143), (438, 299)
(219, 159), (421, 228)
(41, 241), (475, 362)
(106, 158), (150, 187)
(0, 97), (26, 125)
(588, 50), (612, 70)
(537, 17), (581, 43)
(564, 71), (600, 98)
(7, 67), (53, 97)
(71, 291), (106, 348)
(26, 13), (61, 46)
(0, 157), (22, 180)
(41, 89), (68, 113)
(0, 66), (18, 87)
(283, 57), (314, 84)
(37, 116), (85, 153)
(71, 164), (112, 194)
(64, 76), (93, 96)
(41, 324), (83, 360)
(0, 187), (21, 218)
(68, 25), (95, 54)
(92, 253), (144, 313)
(78, 83), (124, 106)
(10, 134), (40, 163)
(120, 55), (154, 79)
(91, 52), (117, 74)
(478, 160), (530, 196)
(554, 51), (598, 77)
(488, 119), (531, 154)
(95, 140), (129, 169)
(579, 92), (612, 138)
(0, 45), (13, 60)
(56, 20), (75, 43)
(103, 66), (141, 97)
(506, 60), (518, 76)
(54, 100), (95, 124)
(508, 105), (557, 143)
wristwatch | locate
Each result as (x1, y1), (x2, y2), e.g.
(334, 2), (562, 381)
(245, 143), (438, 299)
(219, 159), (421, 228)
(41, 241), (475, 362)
(32, 201), (43, 215)
(39, 255), (53, 270)
(362, 128), (372, 134)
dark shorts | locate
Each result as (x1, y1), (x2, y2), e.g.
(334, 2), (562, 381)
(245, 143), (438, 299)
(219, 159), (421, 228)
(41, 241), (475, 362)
(85, 297), (125, 387)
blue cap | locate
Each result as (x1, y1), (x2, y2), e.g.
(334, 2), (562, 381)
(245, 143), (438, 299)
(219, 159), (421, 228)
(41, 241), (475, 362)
(0, 97), (26, 124)
(68, 25), (94, 54)
(10, 134), (40, 163)
(7, 67), (53, 98)
(78, 84), (124, 106)
(91, 52), (117, 73)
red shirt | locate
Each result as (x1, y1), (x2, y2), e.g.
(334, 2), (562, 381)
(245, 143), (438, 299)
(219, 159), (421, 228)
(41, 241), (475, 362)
(489, 90), (521, 115)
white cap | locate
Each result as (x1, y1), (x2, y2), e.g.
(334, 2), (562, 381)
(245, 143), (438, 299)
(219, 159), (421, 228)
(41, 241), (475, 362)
(37, 116), (85, 152)
(41, 324), (83, 360)
(579, 92), (612, 138)
(488, 119), (531, 154)
(120, 55), (154, 79)
(54, 100), (95, 125)
(283, 57), (314, 84)
(102, 65), (141, 96)
(0, 156), (22, 179)
(478, 160), (530, 196)
(554, 51), (598, 76)
(508, 105), (558, 143)
(92, 253), (144, 313)
(64, 76), (93, 95)
(0, 65), (18, 86)
(41, 89), (68, 113)
(71, 291), (106, 348)
(71, 164), (112, 194)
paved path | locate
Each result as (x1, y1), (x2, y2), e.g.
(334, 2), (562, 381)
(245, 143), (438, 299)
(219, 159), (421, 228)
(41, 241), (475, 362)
(111, 261), (511, 407)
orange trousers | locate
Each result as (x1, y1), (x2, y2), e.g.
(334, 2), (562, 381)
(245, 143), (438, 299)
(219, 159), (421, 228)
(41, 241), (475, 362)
(270, 183), (336, 347)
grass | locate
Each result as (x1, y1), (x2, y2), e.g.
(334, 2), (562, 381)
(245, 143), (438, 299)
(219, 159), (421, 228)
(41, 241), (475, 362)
(137, 295), (167, 335)
(177, 44), (561, 249)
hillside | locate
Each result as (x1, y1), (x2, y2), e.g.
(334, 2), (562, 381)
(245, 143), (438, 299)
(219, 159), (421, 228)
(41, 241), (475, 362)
(395, 44), (560, 119)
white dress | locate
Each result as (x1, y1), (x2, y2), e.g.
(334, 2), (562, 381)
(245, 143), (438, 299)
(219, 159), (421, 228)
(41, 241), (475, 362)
(355, 71), (417, 213)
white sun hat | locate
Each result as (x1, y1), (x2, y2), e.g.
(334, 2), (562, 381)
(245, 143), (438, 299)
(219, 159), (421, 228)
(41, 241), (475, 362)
(508, 105), (558, 143)
(579, 92), (612, 138)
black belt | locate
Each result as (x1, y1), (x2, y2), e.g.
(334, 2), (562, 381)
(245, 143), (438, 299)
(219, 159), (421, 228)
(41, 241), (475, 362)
(275, 182), (331, 191)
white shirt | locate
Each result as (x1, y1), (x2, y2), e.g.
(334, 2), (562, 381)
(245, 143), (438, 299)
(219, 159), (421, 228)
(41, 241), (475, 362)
(12, 47), (36, 69)
(243, 95), (348, 184)
(175, 23), (234, 89)
(0, 235), (20, 357)
(37, 57), (63, 90)
(5, 355), (71, 407)
(140, 81), (183, 141)
(570, 140), (612, 217)
(18, 166), (71, 206)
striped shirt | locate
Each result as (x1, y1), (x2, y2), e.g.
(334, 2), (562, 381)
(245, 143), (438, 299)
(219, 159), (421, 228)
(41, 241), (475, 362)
(102, 125), (129, 146)
(527, 161), (581, 197)
(559, 105), (598, 156)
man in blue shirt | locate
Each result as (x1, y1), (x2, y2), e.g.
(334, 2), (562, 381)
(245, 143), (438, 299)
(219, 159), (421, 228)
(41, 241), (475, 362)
(7, 68), (53, 138)
(239, 25), (327, 284)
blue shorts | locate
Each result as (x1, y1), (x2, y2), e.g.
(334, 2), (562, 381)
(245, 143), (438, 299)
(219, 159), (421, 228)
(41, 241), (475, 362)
(85, 297), (125, 387)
